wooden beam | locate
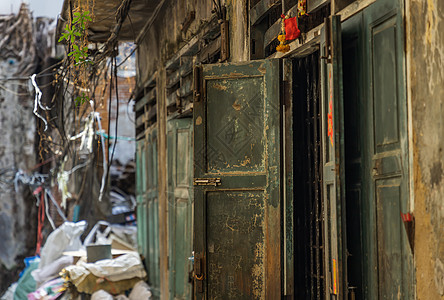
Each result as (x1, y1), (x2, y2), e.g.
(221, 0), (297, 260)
(337, 0), (376, 21)
(269, 23), (322, 58)
(250, 0), (281, 26)
(156, 67), (169, 300)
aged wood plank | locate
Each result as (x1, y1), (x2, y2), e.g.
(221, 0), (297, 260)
(264, 18), (281, 48)
(250, 0), (281, 26)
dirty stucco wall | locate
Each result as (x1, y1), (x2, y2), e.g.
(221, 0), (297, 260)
(137, 0), (249, 85)
(0, 5), (38, 291)
(408, 0), (444, 298)
(137, 0), (213, 85)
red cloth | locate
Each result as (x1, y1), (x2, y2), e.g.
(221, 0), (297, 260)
(284, 17), (300, 40)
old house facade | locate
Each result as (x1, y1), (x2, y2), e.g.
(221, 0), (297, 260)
(61, 0), (444, 299)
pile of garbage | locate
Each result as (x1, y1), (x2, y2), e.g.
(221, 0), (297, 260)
(1, 221), (150, 300)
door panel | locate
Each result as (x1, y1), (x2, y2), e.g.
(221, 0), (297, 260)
(206, 78), (265, 173)
(145, 126), (160, 298)
(372, 17), (400, 152)
(375, 180), (403, 299)
(167, 118), (193, 300)
(341, 0), (412, 298)
(206, 191), (265, 299)
(194, 60), (281, 300)
(136, 140), (148, 259)
(320, 15), (346, 299)
(364, 1), (411, 298)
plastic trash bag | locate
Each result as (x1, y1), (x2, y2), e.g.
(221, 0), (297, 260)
(91, 290), (113, 300)
(39, 221), (87, 269)
(66, 252), (146, 284)
(128, 281), (151, 300)
(32, 255), (73, 288)
(27, 277), (65, 300)
(13, 259), (39, 300)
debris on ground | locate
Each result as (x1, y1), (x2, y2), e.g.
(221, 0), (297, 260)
(1, 221), (150, 300)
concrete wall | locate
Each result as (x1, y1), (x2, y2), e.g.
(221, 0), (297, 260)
(407, 0), (444, 298)
(0, 5), (38, 292)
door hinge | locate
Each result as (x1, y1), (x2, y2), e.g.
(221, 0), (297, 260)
(193, 65), (202, 102)
(220, 20), (230, 62)
(193, 178), (221, 186)
(321, 16), (332, 63)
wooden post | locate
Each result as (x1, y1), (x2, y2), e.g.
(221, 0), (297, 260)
(157, 67), (169, 299)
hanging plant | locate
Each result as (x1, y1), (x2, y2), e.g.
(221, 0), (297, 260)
(58, 9), (93, 106)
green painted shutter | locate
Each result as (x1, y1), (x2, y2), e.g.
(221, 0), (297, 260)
(144, 126), (160, 299)
(362, 0), (412, 298)
(136, 140), (147, 258)
(193, 59), (281, 299)
(167, 118), (193, 300)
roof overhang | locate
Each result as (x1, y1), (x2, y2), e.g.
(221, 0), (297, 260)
(57, 0), (163, 43)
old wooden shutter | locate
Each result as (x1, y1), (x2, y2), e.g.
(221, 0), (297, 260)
(363, 0), (412, 298)
(136, 140), (147, 260)
(320, 15), (347, 299)
(145, 126), (160, 298)
(193, 59), (281, 300)
(167, 118), (193, 300)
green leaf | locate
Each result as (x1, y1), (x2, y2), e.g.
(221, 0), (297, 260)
(75, 92), (88, 106)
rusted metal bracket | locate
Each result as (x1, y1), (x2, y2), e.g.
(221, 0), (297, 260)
(320, 17), (332, 63)
(194, 252), (204, 293)
(193, 178), (221, 186)
(220, 20), (230, 62)
(193, 65), (201, 102)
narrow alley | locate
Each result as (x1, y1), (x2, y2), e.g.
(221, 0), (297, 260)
(0, 0), (444, 299)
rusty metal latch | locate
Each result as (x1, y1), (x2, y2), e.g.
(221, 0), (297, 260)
(194, 252), (204, 293)
(193, 65), (201, 102)
(193, 178), (221, 186)
(320, 16), (332, 63)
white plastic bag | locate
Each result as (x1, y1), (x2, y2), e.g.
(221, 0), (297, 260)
(65, 252), (146, 284)
(32, 255), (73, 287)
(39, 221), (87, 269)
(129, 281), (152, 300)
(91, 290), (113, 300)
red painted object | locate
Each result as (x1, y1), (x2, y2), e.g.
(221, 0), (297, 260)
(284, 16), (300, 40)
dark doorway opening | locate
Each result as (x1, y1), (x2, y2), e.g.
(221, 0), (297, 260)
(292, 51), (325, 299)
(342, 21), (364, 299)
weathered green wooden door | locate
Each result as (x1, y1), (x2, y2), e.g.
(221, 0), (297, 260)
(341, 0), (412, 298)
(145, 126), (160, 299)
(362, 0), (412, 298)
(193, 60), (281, 299)
(136, 139), (148, 261)
(167, 118), (193, 300)
(320, 16), (347, 299)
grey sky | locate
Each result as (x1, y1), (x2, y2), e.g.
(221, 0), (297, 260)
(0, 0), (62, 18)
